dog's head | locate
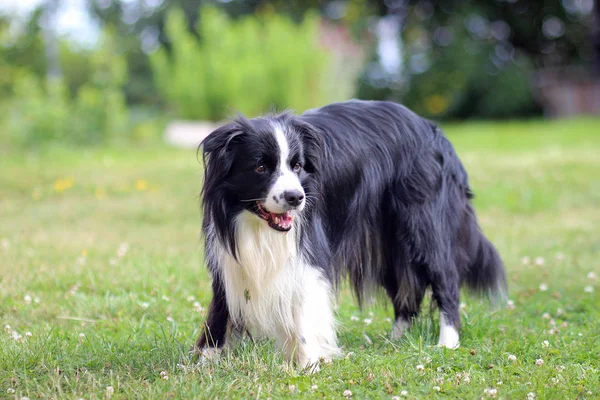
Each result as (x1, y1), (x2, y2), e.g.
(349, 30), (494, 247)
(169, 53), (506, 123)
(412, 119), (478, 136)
(200, 113), (321, 234)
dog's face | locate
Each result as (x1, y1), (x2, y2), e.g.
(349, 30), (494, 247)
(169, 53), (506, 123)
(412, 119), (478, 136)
(202, 115), (320, 233)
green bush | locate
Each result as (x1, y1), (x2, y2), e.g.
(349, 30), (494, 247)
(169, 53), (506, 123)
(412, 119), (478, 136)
(1, 33), (146, 147)
(151, 7), (331, 121)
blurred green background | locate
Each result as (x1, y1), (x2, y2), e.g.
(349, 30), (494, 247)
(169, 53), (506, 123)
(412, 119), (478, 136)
(1, 2), (600, 398)
(0, 0), (599, 150)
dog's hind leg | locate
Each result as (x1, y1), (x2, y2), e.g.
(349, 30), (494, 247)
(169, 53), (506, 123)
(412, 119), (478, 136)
(384, 267), (428, 340)
(428, 264), (461, 349)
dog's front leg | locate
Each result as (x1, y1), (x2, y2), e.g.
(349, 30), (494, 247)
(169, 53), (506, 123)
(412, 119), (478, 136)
(290, 268), (340, 373)
(194, 276), (229, 364)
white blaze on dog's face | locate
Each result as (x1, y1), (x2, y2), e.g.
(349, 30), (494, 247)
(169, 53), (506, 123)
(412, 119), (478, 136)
(264, 124), (305, 212)
(249, 122), (307, 232)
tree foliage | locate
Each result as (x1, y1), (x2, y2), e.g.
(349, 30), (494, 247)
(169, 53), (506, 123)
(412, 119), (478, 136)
(151, 6), (330, 121)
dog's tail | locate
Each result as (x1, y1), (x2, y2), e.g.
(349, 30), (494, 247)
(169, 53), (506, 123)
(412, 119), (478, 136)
(464, 228), (507, 301)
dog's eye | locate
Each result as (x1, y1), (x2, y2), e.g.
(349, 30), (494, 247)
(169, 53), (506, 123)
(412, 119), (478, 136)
(255, 164), (266, 174)
(293, 162), (302, 173)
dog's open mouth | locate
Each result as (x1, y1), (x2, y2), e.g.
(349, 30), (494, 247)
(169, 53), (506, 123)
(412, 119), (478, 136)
(256, 202), (294, 232)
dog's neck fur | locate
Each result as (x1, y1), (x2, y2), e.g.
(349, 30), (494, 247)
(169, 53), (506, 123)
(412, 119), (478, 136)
(214, 211), (300, 336)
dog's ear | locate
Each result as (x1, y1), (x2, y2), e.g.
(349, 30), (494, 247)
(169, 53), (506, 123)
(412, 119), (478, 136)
(200, 122), (244, 181)
(291, 117), (322, 175)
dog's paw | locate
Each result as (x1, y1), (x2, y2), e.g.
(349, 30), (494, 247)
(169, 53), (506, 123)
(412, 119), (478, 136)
(437, 340), (460, 349)
(196, 347), (222, 366)
(300, 359), (321, 374)
(437, 330), (460, 349)
(438, 314), (460, 349)
(391, 317), (410, 340)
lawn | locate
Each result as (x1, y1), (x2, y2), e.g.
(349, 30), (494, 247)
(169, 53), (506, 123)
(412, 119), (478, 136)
(1, 118), (599, 399)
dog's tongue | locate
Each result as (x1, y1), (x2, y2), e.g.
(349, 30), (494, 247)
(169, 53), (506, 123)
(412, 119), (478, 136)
(270, 211), (293, 229)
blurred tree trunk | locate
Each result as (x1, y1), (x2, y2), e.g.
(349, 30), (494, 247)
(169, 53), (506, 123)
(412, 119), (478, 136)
(594, 0), (600, 73)
(41, 0), (62, 81)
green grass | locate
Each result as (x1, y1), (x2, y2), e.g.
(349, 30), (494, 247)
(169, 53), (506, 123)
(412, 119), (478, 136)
(1, 118), (599, 399)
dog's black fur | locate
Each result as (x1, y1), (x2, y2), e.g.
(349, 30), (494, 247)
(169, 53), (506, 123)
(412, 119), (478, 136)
(196, 100), (505, 354)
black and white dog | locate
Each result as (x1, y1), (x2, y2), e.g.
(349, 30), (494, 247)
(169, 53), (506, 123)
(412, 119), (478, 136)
(195, 100), (505, 370)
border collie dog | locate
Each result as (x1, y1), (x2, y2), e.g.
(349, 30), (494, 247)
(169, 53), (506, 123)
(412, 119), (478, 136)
(195, 100), (505, 370)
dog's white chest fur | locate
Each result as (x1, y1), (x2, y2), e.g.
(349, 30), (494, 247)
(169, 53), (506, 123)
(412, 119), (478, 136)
(216, 211), (317, 337)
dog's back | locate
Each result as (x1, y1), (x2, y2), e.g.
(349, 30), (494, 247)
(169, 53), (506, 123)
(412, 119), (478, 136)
(301, 100), (506, 345)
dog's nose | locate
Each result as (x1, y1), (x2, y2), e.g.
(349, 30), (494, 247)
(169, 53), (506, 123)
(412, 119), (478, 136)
(283, 190), (304, 207)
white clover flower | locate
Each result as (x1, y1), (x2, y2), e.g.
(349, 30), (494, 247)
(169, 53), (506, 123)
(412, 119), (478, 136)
(584, 286), (594, 293)
(117, 243), (129, 258)
(508, 354), (517, 362)
(539, 283), (548, 291)
(193, 301), (204, 313)
(535, 359), (544, 366)
(363, 318), (372, 325)
(400, 391), (408, 397)
(507, 300), (515, 310)
(527, 392), (536, 399)
(542, 340), (549, 348)
(343, 389), (352, 397)
(106, 386), (114, 398)
(350, 315), (359, 321)
(416, 364), (425, 372)
(534, 257), (545, 266)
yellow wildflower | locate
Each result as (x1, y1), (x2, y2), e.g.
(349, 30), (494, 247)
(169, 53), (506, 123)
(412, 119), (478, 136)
(135, 179), (148, 191)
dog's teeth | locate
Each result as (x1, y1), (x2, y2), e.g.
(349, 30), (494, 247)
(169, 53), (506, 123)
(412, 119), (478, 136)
(274, 216), (279, 225)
